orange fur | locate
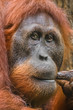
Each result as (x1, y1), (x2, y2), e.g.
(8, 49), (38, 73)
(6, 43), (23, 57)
(1, 0), (72, 110)
(0, 1), (39, 110)
(0, 0), (10, 89)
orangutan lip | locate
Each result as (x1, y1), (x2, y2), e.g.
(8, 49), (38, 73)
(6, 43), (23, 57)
(32, 76), (55, 82)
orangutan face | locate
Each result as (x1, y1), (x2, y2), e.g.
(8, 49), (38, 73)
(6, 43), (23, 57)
(9, 12), (64, 107)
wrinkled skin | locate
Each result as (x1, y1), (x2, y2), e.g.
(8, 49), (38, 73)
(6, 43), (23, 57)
(9, 12), (64, 107)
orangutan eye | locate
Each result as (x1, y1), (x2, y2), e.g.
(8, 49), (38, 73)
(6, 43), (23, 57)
(45, 33), (54, 42)
(30, 32), (40, 40)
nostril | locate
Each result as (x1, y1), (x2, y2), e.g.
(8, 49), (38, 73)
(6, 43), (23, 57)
(39, 55), (48, 61)
(44, 56), (48, 60)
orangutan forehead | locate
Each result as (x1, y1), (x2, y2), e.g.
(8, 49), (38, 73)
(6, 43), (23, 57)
(20, 12), (59, 28)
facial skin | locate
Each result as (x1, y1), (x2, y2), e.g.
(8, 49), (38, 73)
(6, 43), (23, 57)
(9, 12), (64, 107)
